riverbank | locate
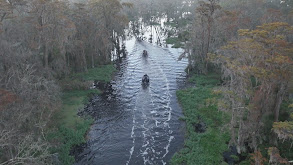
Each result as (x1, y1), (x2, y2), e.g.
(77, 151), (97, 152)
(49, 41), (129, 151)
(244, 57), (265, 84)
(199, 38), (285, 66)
(171, 73), (231, 165)
(47, 65), (116, 165)
(172, 72), (293, 164)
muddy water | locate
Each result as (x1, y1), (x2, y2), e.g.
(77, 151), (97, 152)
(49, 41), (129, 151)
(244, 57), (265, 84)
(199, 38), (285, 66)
(74, 39), (188, 165)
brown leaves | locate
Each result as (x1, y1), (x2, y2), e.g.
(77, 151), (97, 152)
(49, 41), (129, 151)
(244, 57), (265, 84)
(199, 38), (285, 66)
(122, 2), (134, 8)
(261, 8), (283, 24)
(250, 150), (267, 165)
(268, 147), (289, 165)
(0, 89), (19, 111)
(209, 21), (293, 153)
(257, 22), (290, 32)
(221, 22), (293, 84)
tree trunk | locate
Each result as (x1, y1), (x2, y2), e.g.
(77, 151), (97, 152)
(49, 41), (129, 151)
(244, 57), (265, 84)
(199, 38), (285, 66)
(274, 83), (286, 122)
(67, 53), (70, 67)
(205, 18), (212, 74)
(44, 44), (49, 68)
(3, 58), (7, 72)
(237, 120), (243, 154)
(106, 49), (111, 64)
(82, 50), (88, 72)
(91, 52), (94, 68)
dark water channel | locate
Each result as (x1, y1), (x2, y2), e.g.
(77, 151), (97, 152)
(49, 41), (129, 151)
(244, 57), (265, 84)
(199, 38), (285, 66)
(74, 38), (188, 165)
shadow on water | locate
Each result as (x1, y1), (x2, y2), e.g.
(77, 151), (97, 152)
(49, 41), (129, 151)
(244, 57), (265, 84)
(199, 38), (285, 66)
(74, 38), (188, 165)
(141, 83), (149, 90)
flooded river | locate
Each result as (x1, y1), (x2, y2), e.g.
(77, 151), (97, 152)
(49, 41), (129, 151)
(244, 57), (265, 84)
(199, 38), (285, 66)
(74, 38), (188, 165)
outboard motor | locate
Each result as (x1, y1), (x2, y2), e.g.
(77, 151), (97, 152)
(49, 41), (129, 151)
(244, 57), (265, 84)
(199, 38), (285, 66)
(142, 74), (150, 86)
(143, 50), (148, 57)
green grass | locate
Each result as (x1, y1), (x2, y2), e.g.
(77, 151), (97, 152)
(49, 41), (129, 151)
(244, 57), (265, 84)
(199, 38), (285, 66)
(166, 37), (184, 48)
(48, 90), (95, 165)
(165, 30), (189, 48)
(47, 120), (93, 165)
(58, 90), (99, 128)
(61, 90), (100, 105)
(150, 22), (161, 26)
(189, 73), (221, 87)
(164, 18), (191, 28)
(59, 65), (115, 91)
(57, 65), (115, 129)
(164, 21), (177, 27)
(164, 17), (191, 48)
(171, 73), (230, 165)
(166, 37), (179, 44)
(172, 42), (184, 48)
(73, 65), (115, 82)
(173, 73), (293, 164)
(177, 18), (190, 27)
(48, 65), (116, 165)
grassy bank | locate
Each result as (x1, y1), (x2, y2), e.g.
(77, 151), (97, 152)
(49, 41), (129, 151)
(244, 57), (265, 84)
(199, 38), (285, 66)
(171, 73), (230, 165)
(47, 65), (116, 165)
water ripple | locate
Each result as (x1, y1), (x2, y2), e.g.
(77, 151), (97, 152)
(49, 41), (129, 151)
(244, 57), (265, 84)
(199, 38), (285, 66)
(75, 39), (187, 165)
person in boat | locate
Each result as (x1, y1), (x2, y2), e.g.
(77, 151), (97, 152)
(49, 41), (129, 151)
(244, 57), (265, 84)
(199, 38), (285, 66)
(143, 50), (148, 57)
(142, 74), (150, 84)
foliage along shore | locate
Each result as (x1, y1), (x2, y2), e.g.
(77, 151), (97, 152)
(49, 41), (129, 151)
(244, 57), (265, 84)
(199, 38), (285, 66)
(171, 70), (293, 165)
(171, 73), (231, 165)
(47, 65), (116, 165)
(165, 0), (293, 164)
(0, 0), (126, 164)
